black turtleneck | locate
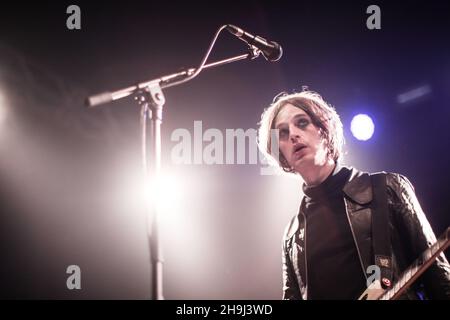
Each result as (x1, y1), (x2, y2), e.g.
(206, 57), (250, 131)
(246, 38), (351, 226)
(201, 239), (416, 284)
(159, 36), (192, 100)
(302, 164), (367, 299)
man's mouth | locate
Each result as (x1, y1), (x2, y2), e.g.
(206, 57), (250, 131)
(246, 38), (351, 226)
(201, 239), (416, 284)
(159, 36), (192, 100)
(292, 144), (307, 156)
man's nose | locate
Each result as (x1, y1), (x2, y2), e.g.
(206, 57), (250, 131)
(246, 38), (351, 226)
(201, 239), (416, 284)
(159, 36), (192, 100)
(289, 126), (301, 143)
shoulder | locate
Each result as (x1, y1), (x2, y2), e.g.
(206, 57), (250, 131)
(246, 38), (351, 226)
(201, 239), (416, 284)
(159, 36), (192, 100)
(384, 172), (416, 194)
(342, 167), (416, 204)
(383, 173), (421, 214)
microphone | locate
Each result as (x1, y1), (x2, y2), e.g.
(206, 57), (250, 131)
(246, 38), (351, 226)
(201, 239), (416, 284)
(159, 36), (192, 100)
(226, 24), (283, 62)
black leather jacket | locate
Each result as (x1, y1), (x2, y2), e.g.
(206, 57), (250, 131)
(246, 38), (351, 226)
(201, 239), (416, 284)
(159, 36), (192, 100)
(282, 167), (450, 300)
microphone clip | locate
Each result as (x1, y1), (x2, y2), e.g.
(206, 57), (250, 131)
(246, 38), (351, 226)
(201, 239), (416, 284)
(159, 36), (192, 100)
(247, 45), (262, 60)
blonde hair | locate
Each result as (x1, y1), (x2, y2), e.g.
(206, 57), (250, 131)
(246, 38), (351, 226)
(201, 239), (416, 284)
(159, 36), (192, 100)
(258, 90), (344, 173)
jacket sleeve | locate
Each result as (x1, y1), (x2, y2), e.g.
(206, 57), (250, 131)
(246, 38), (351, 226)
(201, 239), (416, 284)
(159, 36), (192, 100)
(389, 173), (450, 299)
(282, 231), (302, 300)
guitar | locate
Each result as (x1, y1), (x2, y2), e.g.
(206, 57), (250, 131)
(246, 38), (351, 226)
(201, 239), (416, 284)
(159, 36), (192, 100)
(358, 226), (450, 300)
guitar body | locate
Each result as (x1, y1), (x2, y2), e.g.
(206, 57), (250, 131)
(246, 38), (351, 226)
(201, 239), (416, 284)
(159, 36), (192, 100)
(358, 280), (385, 300)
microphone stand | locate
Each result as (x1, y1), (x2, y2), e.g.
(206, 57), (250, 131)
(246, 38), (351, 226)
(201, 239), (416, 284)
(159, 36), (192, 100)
(86, 27), (261, 300)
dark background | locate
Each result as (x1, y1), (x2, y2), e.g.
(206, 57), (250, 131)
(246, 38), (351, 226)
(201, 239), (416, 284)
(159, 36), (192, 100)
(0, 0), (449, 299)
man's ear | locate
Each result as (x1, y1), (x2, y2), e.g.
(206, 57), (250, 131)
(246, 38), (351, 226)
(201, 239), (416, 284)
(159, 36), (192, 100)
(317, 131), (333, 160)
(318, 127), (326, 138)
(318, 128), (329, 145)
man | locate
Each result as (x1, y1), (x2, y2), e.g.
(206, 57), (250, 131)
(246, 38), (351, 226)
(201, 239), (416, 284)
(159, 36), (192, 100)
(258, 90), (450, 299)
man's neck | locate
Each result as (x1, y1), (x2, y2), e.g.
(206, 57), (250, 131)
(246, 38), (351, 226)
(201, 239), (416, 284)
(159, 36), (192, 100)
(300, 161), (336, 187)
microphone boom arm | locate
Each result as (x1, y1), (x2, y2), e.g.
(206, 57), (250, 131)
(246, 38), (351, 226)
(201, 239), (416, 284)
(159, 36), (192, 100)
(86, 26), (261, 108)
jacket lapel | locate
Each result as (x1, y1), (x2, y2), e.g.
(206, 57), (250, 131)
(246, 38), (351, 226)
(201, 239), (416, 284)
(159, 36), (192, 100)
(342, 169), (374, 277)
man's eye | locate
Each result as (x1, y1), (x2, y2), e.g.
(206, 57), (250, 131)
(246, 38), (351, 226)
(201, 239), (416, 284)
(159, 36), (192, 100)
(296, 119), (309, 128)
(279, 129), (289, 138)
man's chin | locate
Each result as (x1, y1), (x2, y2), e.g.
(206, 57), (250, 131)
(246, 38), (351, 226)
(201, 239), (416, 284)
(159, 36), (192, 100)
(292, 157), (310, 170)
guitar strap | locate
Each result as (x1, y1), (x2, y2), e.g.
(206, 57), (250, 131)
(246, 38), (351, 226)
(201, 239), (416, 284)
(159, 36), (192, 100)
(371, 173), (393, 289)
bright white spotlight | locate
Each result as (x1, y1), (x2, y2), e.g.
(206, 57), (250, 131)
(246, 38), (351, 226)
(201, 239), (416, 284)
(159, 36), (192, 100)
(350, 114), (375, 141)
(143, 171), (186, 224)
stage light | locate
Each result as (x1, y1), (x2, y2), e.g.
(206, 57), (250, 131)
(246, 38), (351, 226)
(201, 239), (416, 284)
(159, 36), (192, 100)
(144, 171), (185, 220)
(397, 85), (431, 105)
(350, 114), (375, 141)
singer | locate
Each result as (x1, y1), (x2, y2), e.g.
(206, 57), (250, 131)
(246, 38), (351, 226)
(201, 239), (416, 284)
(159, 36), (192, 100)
(258, 90), (450, 300)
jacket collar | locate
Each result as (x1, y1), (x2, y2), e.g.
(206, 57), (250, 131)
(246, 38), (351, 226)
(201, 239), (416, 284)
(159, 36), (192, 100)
(342, 167), (373, 205)
(286, 166), (373, 239)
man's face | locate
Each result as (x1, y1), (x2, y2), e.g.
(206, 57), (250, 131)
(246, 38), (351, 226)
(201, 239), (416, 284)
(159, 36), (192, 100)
(274, 104), (329, 172)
